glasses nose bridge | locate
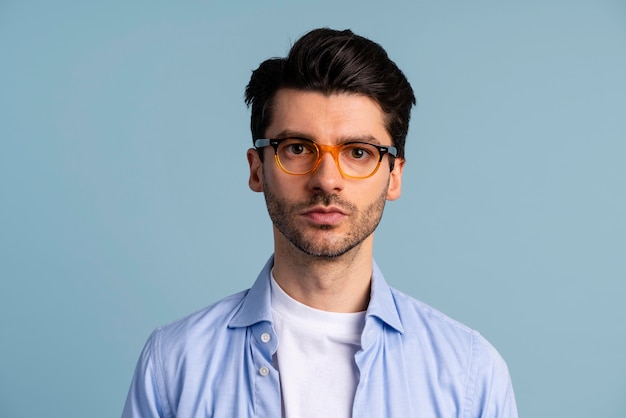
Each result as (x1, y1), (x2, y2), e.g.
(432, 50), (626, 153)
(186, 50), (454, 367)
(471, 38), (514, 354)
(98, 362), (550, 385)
(315, 143), (342, 170)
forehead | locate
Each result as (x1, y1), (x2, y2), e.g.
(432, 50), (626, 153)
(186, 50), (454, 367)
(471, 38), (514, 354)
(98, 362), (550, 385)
(266, 88), (390, 144)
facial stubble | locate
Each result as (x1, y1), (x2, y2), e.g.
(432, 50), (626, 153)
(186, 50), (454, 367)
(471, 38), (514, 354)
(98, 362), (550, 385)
(263, 182), (388, 259)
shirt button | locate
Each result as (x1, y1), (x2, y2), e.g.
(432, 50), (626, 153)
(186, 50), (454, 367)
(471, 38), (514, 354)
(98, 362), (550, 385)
(260, 333), (271, 343)
(259, 366), (270, 377)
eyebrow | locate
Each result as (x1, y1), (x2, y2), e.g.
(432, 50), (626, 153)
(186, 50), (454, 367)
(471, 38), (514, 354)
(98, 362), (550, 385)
(271, 130), (383, 145)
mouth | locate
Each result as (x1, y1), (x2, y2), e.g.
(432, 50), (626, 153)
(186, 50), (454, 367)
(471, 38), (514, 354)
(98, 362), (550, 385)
(301, 205), (348, 226)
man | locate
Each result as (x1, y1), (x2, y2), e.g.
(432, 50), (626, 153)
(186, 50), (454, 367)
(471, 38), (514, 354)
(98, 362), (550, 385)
(122, 28), (517, 417)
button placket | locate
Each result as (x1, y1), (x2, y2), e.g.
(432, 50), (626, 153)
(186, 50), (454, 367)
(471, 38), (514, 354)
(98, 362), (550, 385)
(249, 325), (282, 417)
(252, 327), (276, 379)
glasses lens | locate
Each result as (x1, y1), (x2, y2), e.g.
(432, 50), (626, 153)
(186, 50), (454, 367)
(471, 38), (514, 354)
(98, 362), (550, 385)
(276, 138), (319, 174)
(338, 143), (381, 178)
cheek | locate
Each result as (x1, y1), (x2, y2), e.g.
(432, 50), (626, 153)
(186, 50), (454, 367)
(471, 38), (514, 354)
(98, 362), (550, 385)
(371, 176), (392, 196)
(263, 166), (296, 197)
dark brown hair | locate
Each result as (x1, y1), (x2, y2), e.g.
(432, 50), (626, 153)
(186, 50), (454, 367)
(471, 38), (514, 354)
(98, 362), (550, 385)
(245, 28), (415, 159)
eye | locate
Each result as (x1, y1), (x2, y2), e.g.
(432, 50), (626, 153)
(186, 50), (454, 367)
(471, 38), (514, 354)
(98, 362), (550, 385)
(350, 147), (367, 159)
(287, 143), (306, 155)
(279, 138), (316, 158)
(345, 144), (375, 160)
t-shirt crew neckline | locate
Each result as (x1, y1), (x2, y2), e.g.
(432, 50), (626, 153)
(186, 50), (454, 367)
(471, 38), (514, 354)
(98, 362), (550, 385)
(270, 271), (366, 335)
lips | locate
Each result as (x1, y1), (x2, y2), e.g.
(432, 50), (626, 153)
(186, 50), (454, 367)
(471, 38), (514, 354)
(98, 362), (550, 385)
(301, 206), (348, 225)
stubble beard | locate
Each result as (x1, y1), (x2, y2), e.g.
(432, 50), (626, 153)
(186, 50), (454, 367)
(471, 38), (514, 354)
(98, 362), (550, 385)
(263, 184), (388, 259)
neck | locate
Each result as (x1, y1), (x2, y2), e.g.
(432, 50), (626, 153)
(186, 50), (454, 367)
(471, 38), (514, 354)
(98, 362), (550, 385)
(272, 233), (374, 313)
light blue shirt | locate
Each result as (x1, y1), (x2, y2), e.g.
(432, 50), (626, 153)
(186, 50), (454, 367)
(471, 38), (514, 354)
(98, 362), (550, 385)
(122, 257), (517, 417)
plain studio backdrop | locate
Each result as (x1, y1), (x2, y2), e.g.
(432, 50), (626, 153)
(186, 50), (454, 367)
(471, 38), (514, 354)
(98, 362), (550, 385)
(1, 1), (625, 417)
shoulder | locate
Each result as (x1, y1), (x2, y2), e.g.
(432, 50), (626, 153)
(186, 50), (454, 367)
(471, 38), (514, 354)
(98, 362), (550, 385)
(390, 287), (474, 336)
(148, 289), (250, 355)
(123, 290), (254, 417)
(388, 287), (516, 415)
(389, 286), (505, 367)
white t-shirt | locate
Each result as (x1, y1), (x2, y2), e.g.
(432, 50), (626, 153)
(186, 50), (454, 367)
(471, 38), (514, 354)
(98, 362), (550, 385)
(270, 275), (366, 418)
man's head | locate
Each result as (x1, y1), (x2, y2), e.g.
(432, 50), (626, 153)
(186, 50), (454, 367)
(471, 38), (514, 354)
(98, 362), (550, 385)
(245, 28), (415, 159)
(245, 28), (414, 260)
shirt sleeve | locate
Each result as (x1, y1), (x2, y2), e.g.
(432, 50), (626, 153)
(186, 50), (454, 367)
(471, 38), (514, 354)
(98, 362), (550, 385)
(465, 332), (518, 418)
(121, 329), (168, 418)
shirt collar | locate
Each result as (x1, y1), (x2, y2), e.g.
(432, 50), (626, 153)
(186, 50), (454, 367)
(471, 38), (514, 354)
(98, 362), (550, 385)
(228, 256), (275, 328)
(228, 255), (404, 334)
(367, 260), (404, 334)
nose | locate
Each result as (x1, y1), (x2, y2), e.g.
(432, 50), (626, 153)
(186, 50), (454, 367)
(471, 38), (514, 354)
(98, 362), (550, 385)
(307, 151), (344, 193)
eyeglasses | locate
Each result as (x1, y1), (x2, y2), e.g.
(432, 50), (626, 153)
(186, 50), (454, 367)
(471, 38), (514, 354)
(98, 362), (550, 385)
(254, 137), (397, 179)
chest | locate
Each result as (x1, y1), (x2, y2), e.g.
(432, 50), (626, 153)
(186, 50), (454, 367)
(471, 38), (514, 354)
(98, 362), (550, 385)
(166, 328), (467, 418)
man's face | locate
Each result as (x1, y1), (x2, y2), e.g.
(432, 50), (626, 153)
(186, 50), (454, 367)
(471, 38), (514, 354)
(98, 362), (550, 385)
(247, 88), (404, 259)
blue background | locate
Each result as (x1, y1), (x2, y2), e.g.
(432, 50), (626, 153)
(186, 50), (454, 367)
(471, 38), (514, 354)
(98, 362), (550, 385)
(1, 1), (625, 417)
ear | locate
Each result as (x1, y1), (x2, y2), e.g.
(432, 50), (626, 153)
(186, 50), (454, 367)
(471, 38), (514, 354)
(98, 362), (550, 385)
(247, 148), (264, 192)
(386, 158), (404, 201)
